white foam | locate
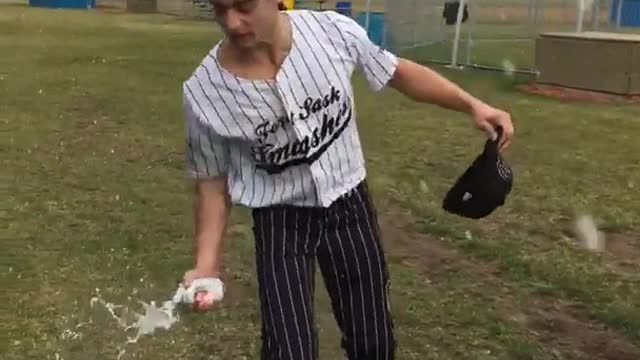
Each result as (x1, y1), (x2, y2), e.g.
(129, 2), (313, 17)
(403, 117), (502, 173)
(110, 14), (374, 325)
(90, 286), (187, 359)
(419, 180), (429, 193)
(60, 329), (82, 340)
(573, 214), (606, 252)
(126, 301), (180, 340)
(501, 59), (516, 78)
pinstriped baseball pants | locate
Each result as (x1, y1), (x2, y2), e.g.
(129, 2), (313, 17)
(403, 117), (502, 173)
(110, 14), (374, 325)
(252, 181), (396, 360)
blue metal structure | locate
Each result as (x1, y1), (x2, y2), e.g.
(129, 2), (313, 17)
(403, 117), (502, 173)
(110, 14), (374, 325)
(610, 0), (640, 27)
(355, 11), (385, 47)
(336, 1), (352, 17)
(29, 0), (95, 9)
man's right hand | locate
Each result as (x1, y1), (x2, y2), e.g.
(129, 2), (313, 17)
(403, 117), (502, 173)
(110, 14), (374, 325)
(185, 176), (231, 312)
(182, 268), (221, 311)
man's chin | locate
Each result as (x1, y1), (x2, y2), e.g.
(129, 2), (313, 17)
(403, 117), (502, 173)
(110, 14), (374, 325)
(229, 35), (256, 48)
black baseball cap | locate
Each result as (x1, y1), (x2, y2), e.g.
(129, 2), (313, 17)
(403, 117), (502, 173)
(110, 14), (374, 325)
(442, 127), (513, 219)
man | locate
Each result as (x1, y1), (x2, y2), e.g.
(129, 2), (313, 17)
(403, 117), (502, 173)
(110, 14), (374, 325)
(181, 0), (514, 359)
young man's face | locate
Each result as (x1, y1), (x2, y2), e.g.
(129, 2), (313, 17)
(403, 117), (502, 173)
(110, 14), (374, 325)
(210, 0), (280, 48)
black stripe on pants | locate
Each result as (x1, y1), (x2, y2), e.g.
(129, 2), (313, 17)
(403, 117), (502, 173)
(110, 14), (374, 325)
(252, 180), (395, 360)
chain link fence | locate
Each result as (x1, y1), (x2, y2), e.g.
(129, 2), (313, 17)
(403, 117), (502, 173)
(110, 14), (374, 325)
(383, 0), (640, 74)
(62, 0), (640, 75)
(93, 1), (384, 20)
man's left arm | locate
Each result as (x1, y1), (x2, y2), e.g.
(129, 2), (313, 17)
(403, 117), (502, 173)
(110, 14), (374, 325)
(388, 57), (514, 151)
(335, 11), (514, 151)
(389, 58), (478, 113)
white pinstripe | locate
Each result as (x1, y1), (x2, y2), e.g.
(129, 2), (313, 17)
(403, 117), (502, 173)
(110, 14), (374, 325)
(258, 210), (283, 359)
(269, 210), (295, 359)
(353, 189), (392, 359)
(200, 61), (253, 137)
(342, 200), (380, 359)
(299, 12), (356, 171)
(308, 257), (317, 359)
(338, 206), (370, 355)
(187, 75), (232, 136)
(280, 208), (306, 359)
(305, 212), (317, 359)
(290, 16), (350, 179)
(316, 216), (344, 348)
(281, 56), (338, 190)
(306, 12), (366, 186)
(292, 210), (314, 358)
(331, 210), (359, 357)
(304, 210), (312, 254)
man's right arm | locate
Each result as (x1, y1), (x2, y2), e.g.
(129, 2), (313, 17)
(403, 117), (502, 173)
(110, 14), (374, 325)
(182, 93), (231, 288)
(191, 176), (231, 278)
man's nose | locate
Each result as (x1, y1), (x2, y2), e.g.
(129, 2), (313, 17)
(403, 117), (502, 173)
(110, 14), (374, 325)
(221, 9), (244, 33)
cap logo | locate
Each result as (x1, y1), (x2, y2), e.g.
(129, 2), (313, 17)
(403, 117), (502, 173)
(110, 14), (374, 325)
(462, 192), (473, 201)
(496, 158), (512, 180)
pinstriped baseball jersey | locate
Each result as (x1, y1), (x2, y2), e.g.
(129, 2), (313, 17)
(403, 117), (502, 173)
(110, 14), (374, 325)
(183, 9), (399, 208)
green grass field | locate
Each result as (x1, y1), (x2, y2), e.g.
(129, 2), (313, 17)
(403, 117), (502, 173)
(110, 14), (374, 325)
(3, 4), (640, 360)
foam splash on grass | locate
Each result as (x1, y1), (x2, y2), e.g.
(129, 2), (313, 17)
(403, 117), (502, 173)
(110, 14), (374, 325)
(90, 287), (185, 359)
(125, 300), (180, 340)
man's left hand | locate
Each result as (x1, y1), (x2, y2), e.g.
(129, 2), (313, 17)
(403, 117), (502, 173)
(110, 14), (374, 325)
(470, 101), (514, 153)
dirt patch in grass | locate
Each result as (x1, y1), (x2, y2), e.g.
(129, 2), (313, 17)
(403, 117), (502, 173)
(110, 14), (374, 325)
(375, 201), (640, 359)
(560, 225), (640, 272)
(603, 232), (640, 271)
(378, 201), (501, 282)
(605, 232), (640, 261)
(524, 300), (640, 360)
(518, 83), (640, 105)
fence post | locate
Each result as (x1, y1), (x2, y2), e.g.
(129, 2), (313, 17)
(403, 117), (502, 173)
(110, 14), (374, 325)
(448, 0), (467, 69)
(577, 0), (585, 32)
(364, 0), (372, 32)
(536, 0), (544, 26)
(592, 0), (600, 31)
(616, 0), (623, 28)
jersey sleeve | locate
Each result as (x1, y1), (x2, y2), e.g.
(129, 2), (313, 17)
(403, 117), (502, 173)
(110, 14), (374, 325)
(183, 94), (229, 179)
(332, 11), (399, 91)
